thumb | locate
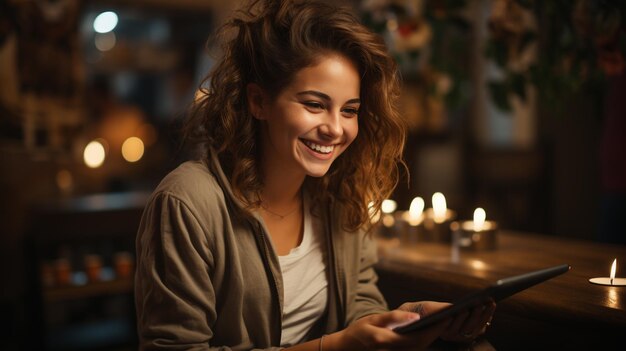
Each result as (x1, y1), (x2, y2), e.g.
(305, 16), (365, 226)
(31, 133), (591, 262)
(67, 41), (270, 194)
(370, 310), (421, 329)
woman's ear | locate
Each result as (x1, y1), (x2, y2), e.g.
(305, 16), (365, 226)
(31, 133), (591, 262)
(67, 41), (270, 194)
(247, 83), (266, 120)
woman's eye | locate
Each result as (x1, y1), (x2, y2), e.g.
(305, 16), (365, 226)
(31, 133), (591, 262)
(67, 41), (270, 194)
(303, 101), (324, 110)
(342, 107), (360, 116)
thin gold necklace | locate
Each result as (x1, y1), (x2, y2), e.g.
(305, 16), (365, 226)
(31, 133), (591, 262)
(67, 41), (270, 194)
(261, 200), (301, 220)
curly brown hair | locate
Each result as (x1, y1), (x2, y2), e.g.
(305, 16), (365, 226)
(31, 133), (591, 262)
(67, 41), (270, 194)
(184, 0), (406, 233)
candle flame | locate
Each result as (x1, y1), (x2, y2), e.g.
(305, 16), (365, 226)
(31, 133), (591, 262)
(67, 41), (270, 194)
(409, 197), (425, 220)
(381, 199), (397, 214)
(473, 207), (486, 232)
(610, 258), (617, 280)
(432, 192), (447, 223)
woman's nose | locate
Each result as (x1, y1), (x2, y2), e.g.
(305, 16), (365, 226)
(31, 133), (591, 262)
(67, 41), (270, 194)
(319, 111), (342, 138)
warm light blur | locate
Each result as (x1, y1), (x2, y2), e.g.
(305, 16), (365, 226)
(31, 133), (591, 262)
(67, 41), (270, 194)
(95, 32), (116, 51)
(93, 11), (118, 33)
(382, 214), (395, 227)
(432, 192), (447, 223)
(121, 137), (144, 162)
(56, 169), (73, 192)
(611, 259), (617, 280)
(409, 197), (425, 220)
(84, 140), (106, 168)
(382, 199), (397, 214)
(473, 207), (486, 232)
(608, 288), (620, 309)
(469, 259), (487, 270)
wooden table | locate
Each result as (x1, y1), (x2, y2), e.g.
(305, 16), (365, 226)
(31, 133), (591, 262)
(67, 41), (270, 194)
(374, 231), (626, 350)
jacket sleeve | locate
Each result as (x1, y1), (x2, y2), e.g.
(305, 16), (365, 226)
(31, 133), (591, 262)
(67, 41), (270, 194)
(135, 192), (282, 351)
(344, 231), (389, 325)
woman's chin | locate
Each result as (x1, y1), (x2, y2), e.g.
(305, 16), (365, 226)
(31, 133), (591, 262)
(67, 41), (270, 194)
(303, 165), (333, 178)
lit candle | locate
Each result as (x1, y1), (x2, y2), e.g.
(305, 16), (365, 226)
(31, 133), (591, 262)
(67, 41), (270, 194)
(451, 207), (498, 250)
(397, 197), (426, 244)
(611, 259), (616, 285)
(589, 258), (626, 286)
(408, 197), (425, 225)
(373, 199), (398, 238)
(473, 207), (486, 232)
(432, 192), (447, 224)
(423, 193), (456, 242)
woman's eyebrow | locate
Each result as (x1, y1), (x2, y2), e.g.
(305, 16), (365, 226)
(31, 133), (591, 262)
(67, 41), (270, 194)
(296, 90), (361, 104)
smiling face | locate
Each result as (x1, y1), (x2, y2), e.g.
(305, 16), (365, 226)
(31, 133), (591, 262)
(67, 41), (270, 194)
(249, 53), (361, 181)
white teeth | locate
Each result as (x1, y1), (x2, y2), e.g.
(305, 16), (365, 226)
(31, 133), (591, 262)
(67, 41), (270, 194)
(303, 140), (334, 154)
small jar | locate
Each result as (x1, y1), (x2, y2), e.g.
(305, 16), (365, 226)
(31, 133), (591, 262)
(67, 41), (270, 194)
(114, 252), (134, 279)
(53, 258), (72, 286)
(84, 254), (103, 283)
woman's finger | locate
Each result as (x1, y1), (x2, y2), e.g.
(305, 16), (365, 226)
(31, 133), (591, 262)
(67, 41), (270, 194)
(441, 300), (496, 341)
(445, 308), (470, 336)
(476, 300), (496, 335)
(369, 310), (421, 328)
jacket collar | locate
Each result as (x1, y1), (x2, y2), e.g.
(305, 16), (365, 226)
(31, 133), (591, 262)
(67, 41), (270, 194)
(205, 148), (256, 222)
(205, 147), (346, 339)
(205, 148), (287, 343)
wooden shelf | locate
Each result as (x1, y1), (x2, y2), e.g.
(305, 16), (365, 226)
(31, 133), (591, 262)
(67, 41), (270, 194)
(43, 277), (133, 302)
(24, 191), (146, 350)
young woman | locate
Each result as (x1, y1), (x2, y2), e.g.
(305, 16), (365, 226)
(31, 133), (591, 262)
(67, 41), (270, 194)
(134, 0), (495, 350)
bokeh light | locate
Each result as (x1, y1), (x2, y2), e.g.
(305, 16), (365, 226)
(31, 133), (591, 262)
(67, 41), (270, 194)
(95, 32), (116, 51)
(93, 11), (118, 33)
(84, 140), (106, 168)
(121, 137), (144, 162)
(56, 169), (73, 192)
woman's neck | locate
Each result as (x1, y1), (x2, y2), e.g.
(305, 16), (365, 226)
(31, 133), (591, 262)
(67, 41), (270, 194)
(259, 141), (306, 211)
(260, 168), (304, 214)
(259, 159), (306, 255)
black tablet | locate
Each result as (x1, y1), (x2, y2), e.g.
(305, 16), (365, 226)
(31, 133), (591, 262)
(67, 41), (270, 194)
(393, 263), (571, 334)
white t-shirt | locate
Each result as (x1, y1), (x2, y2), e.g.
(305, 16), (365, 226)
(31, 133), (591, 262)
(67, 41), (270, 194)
(278, 197), (328, 347)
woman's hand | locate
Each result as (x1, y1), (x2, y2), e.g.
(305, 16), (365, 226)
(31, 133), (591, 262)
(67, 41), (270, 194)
(398, 300), (496, 344)
(323, 309), (452, 351)
(320, 300), (495, 350)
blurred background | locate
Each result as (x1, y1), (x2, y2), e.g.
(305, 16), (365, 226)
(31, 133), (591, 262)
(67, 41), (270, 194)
(0, 0), (624, 350)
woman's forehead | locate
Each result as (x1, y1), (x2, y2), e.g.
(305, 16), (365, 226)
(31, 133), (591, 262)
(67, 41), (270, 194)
(280, 54), (361, 101)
